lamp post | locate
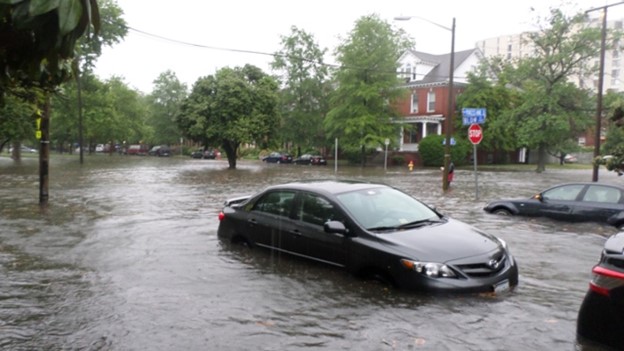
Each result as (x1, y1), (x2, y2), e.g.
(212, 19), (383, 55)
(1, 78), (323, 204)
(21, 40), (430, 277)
(394, 16), (456, 191)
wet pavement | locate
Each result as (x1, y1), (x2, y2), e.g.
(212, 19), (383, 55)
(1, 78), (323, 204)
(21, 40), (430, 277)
(0, 155), (621, 350)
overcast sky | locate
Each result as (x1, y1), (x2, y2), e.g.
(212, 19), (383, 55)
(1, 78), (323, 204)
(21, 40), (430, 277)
(93, 0), (623, 93)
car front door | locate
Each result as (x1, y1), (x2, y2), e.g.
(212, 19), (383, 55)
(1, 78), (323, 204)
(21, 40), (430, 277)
(290, 192), (348, 267)
(539, 184), (586, 221)
(573, 185), (624, 223)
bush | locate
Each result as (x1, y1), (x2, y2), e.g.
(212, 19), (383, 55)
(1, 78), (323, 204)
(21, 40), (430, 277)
(419, 134), (470, 167)
(391, 155), (405, 165)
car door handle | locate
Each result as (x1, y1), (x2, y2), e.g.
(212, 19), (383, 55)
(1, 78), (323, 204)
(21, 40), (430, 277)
(247, 219), (257, 226)
(289, 229), (302, 237)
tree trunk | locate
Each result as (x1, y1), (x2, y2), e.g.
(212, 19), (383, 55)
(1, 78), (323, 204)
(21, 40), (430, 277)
(222, 141), (238, 169)
(39, 94), (50, 205)
(536, 144), (547, 173)
(360, 145), (366, 167)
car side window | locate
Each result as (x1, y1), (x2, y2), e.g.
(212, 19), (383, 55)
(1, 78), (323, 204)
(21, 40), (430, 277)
(299, 193), (339, 226)
(543, 185), (584, 201)
(252, 191), (296, 217)
(583, 185), (622, 203)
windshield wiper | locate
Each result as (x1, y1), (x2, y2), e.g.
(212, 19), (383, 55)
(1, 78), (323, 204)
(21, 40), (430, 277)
(396, 218), (441, 229)
(367, 218), (441, 232)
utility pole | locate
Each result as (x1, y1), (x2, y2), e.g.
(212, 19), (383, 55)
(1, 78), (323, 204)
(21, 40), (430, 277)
(586, 1), (624, 182)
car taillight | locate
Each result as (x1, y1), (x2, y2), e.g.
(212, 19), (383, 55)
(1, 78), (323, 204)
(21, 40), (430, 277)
(589, 265), (624, 296)
(218, 212), (225, 221)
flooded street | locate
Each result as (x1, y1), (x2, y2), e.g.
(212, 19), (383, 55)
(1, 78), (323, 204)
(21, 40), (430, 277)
(0, 155), (621, 350)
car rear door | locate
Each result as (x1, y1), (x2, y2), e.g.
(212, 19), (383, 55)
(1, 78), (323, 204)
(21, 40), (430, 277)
(573, 185), (624, 223)
(539, 184), (586, 221)
(289, 192), (348, 267)
(246, 190), (298, 250)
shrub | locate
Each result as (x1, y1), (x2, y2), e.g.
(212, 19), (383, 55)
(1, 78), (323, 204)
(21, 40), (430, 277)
(419, 134), (470, 167)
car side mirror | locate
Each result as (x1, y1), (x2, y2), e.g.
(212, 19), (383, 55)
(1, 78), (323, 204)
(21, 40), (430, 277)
(533, 193), (543, 201)
(324, 220), (349, 236)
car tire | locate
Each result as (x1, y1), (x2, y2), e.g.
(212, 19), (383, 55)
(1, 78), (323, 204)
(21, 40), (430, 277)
(493, 208), (512, 216)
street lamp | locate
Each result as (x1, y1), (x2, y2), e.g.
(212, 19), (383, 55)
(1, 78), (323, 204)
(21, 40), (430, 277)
(395, 16), (456, 191)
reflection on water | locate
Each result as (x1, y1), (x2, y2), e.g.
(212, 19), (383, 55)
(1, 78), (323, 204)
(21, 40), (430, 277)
(0, 155), (620, 350)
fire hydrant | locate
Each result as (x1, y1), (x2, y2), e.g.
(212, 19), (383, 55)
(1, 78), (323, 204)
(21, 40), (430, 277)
(408, 160), (414, 172)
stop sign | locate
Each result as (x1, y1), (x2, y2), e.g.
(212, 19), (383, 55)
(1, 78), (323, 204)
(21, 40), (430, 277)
(468, 123), (483, 144)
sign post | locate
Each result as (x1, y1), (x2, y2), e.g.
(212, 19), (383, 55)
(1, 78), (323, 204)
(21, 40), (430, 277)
(468, 123), (483, 199)
(384, 138), (389, 171)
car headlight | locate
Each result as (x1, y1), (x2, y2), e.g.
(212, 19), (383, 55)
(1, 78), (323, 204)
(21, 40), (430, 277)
(400, 259), (457, 278)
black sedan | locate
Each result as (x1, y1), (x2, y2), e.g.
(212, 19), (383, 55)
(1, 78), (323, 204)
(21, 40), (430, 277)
(218, 180), (518, 293)
(483, 182), (624, 229)
(262, 152), (292, 164)
(577, 232), (624, 350)
(293, 154), (327, 166)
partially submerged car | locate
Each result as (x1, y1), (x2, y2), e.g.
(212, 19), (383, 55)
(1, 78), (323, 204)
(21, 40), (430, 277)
(484, 182), (624, 229)
(218, 180), (518, 294)
(577, 231), (624, 350)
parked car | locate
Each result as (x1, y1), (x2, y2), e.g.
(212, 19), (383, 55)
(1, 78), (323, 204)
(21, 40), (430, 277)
(262, 152), (292, 164)
(577, 231), (624, 350)
(293, 154), (327, 166)
(148, 146), (161, 156)
(191, 148), (216, 159)
(483, 182), (624, 229)
(218, 180), (518, 293)
(9, 145), (37, 153)
(563, 154), (578, 163)
(126, 144), (149, 156)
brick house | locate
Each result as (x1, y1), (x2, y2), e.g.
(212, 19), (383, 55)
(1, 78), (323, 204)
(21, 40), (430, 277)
(392, 48), (483, 164)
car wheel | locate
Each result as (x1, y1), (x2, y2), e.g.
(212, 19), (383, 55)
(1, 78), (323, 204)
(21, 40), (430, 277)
(493, 208), (512, 216)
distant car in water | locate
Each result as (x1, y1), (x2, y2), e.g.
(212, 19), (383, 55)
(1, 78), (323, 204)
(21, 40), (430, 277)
(126, 144), (149, 156)
(564, 154), (578, 163)
(148, 145), (171, 157)
(218, 180), (518, 293)
(9, 145), (37, 154)
(577, 231), (624, 350)
(191, 148), (216, 159)
(293, 154), (327, 166)
(483, 182), (624, 229)
(262, 152), (292, 164)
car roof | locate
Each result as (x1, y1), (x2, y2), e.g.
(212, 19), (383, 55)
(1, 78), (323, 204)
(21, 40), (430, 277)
(545, 182), (624, 190)
(265, 180), (387, 196)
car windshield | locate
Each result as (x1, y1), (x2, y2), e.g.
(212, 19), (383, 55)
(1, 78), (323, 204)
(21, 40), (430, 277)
(335, 187), (440, 231)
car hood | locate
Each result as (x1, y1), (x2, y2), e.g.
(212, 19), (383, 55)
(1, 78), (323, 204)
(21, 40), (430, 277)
(375, 218), (502, 262)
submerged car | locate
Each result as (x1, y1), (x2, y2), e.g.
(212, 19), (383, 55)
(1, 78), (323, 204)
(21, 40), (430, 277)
(218, 180), (518, 293)
(293, 154), (327, 166)
(483, 182), (624, 229)
(577, 232), (624, 350)
(262, 152), (292, 164)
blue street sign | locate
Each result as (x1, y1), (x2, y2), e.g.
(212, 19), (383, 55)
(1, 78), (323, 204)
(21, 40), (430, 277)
(462, 108), (487, 125)
(442, 137), (456, 146)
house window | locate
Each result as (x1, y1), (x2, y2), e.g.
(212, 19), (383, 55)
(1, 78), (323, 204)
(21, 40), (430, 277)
(612, 69), (620, 85)
(403, 127), (419, 143)
(427, 91), (436, 112)
(411, 93), (419, 113)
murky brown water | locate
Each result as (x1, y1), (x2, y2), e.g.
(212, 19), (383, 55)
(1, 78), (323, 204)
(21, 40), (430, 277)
(0, 155), (620, 350)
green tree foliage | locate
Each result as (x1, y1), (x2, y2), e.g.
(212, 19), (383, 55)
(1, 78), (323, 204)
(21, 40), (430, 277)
(324, 14), (410, 166)
(177, 65), (280, 169)
(0, 0), (100, 91)
(271, 26), (330, 155)
(51, 74), (150, 151)
(418, 134), (470, 167)
(595, 91), (624, 175)
(456, 59), (519, 154)
(503, 9), (600, 172)
(146, 70), (188, 146)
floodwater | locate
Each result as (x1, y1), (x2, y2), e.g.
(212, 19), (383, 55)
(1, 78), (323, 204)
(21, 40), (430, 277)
(0, 155), (621, 351)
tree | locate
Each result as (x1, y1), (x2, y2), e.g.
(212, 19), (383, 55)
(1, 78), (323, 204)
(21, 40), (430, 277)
(146, 71), (188, 146)
(0, 0), (101, 204)
(594, 91), (624, 175)
(271, 26), (330, 156)
(504, 9), (600, 172)
(177, 65), (280, 169)
(324, 14), (410, 166)
(456, 59), (519, 160)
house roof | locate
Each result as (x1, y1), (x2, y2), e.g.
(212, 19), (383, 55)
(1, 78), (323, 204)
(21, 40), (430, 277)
(402, 48), (480, 86)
